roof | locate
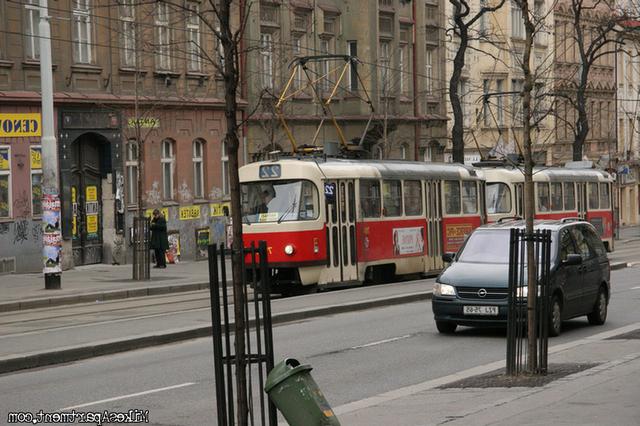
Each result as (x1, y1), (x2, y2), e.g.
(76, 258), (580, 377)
(478, 219), (591, 232)
(479, 166), (613, 183)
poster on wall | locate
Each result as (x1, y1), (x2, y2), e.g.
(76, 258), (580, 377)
(392, 227), (425, 255)
(166, 231), (181, 264)
(196, 228), (210, 260)
(42, 193), (62, 274)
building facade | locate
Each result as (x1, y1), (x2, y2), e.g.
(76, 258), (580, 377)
(0, 1), (239, 273)
(444, 0), (555, 164)
(244, 0), (448, 161)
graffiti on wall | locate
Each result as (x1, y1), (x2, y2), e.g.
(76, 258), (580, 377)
(178, 180), (192, 203)
(13, 190), (30, 218)
(13, 220), (29, 244)
(145, 181), (161, 206)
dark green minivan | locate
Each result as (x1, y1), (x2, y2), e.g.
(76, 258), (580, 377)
(432, 220), (610, 336)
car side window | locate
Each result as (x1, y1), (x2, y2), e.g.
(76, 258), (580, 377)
(559, 229), (578, 262)
(582, 226), (607, 257)
(570, 227), (594, 260)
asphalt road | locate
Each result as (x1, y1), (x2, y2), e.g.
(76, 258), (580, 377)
(1, 267), (639, 425)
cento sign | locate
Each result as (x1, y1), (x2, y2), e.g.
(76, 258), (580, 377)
(0, 113), (42, 137)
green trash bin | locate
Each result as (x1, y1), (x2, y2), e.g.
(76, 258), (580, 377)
(265, 358), (341, 426)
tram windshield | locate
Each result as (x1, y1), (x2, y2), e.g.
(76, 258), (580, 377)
(486, 182), (512, 214)
(241, 180), (320, 223)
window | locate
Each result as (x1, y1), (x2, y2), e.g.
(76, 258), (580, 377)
(383, 180), (402, 216)
(399, 42), (410, 95)
(186, 1), (201, 71)
(426, 49), (434, 93)
(462, 181), (478, 214)
(72, 0), (92, 64)
(558, 229), (577, 262)
(0, 147), (10, 218)
(25, 0), (40, 59)
(550, 182), (563, 211)
(570, 227), (594, 260)
(320, 39), (330, 92)
(192, 140), (204, 199)
(588, 182), (599, 209)
(241, 180), (319, 223)
(379, 41), (391, 94)
(400, 144), (407, 160)
(125, 140), (138, 205)
(479, 0), (487, 33)
(260, 33), (273, 88)
(537, 182), (550, 212)
(161, 139), (175, 200)
(444, 181), (461, 215)
(483, 79), (490, 126)
(221, 141), (229, 195)
(583, 226), (606, 257)
(323, 15), (337, 34)
(120, 1), (136, 67)
(496, 79), (504, 126)
(511, 79), (523, 123)
(534, 0), (546, 45)
(347, 41), (358, 91)
(486, 182), (511, 214)
(379, 15), (393, 36)
(404, 180), (422, 216)
(563, 182), (575, 210)
(360, 180), (381, 218)
(293, 36), (303, 88)
(511, 1), (524, 39)
(599, 183), (610, 209)
(31, 146), (42, 216)
(155, 2), (171, 70)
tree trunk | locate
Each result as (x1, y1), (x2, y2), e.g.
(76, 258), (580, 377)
(449, 21), (468, 164)
(574, 72), (590, 161)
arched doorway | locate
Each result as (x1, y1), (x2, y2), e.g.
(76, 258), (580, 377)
(68, 132), (111, 265)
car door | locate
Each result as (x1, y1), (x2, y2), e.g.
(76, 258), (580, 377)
(557, 228), (582, 317)
(569, 226), (599, 314)
(581, 225), (608, 309)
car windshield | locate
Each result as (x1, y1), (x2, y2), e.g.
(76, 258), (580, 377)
(458, 228), (556, 264)
(241, 180), (319, 223)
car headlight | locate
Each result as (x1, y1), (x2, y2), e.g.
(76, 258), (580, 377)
(434, 283), (456, 297)
(284, 244), (295, 255)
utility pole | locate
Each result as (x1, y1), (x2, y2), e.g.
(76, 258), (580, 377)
(39, 0), (62, 289)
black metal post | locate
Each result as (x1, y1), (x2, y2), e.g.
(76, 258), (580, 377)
(209, 244), (228, 426)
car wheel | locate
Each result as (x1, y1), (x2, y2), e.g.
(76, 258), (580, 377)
(549, 295), (562, 337)
(587, 287), (608, 325)
(436, 321), (457, 334)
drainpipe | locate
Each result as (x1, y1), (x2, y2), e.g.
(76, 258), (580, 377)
(412, 0), (420, 160)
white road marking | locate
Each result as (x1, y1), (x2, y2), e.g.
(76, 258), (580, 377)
(351, 335), (411, 350)
(631, 286), (640, 290)
(60, 382), (195, 410)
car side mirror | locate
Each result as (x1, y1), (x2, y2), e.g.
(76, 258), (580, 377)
(563, 254), (582, 266)
(442, 252), (455, 263)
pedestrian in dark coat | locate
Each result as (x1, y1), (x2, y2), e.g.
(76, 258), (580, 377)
(150, 209), (169, 268)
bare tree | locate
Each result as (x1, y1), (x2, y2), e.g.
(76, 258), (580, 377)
(448, 0), (508, 163)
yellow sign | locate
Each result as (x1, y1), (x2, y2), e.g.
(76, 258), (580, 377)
(86, 186), (98, 202)
(0, 149), (8, 170)
(179, 205), (201, 220)
(86, 214), (98, 234)
(127, 117), (160, 129)
(0, 113), (42, 137)
(145, 208), (169, 219)
(30, 147), (42, 169)
(210, 202), (231, 217)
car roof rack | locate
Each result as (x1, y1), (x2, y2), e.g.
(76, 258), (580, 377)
(560, 217), (581, 223)
(497, 216), (523, 223)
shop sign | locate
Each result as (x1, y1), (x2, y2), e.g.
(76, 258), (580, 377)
(179, 205), (201, 220)
(210, 202), (230, 217)
(86, 186), (98, 202)
(30, 147), (42, 169)
(127, 117), (160, 129)
(145, 207), (169, 219)
(0, 113), (41, 137)
(86, 214), (99, 236)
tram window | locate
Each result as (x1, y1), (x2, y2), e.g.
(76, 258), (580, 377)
(537, 183), (550, 212)
(340, 183), (346, 223)
(462, 181), (478, 214)
(588, 183), (599, 209)
(486, 182), (511, 214)
(240, 179), (319, 223)
(550, 182), (563, 211)
(360, 180), (381, 218)
(444, 181), (461, 215)
(404, 180), (422, 216)
(348, 182), (355, 222)
(383, 180), (402, 217)
(563, 182), (576, 210)
(599, 183), (610, 209)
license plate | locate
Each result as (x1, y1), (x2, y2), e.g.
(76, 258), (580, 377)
(463, 305), (499, 316)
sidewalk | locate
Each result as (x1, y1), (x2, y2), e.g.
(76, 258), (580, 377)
(336, 323), (640, 426)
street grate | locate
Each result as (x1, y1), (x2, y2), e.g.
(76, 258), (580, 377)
(438, 363), (600, 389)
(606, 329), (640, 340)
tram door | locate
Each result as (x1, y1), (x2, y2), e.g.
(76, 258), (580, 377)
(325, 180), (358, 283)
(576, 182), (587, 219)
(425, 180), (443, 272)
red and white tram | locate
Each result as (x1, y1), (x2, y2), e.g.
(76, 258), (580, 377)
(240, 158), (486, 293)
(478, 162), (615, 250)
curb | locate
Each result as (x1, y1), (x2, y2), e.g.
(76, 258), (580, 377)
(610, 262), (628, 271)
(0, 282), (212, 313)
(0, 291), (432, 374)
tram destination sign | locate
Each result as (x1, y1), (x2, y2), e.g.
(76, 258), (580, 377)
(259, 164), (281, 178)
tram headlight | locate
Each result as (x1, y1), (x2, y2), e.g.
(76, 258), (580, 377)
(284, 244), (295, 256)
(433, 283), (456, 297)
